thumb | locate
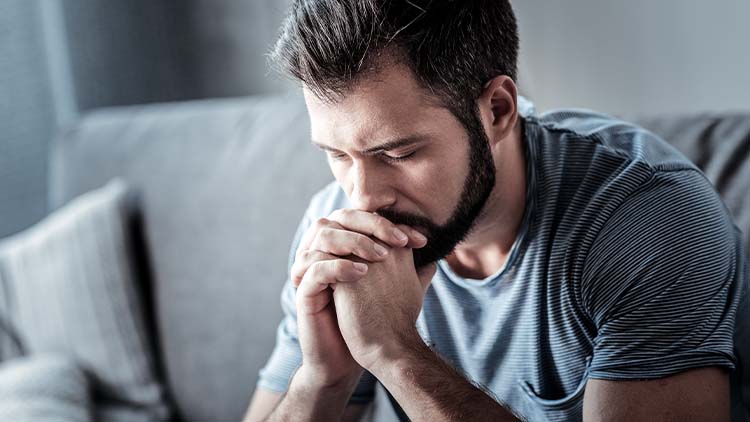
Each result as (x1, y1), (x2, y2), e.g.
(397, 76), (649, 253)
(416, 262), (437, 292)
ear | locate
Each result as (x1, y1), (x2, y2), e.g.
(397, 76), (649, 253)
(477, 75), (518, 146)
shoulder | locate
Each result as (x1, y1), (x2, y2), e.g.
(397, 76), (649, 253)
(588, 167), (736, 260)
(528, 107), (697, 172)
(580, 168), (742, 325)
(524, 108), (715, 254)
(575, 168), (746, 379)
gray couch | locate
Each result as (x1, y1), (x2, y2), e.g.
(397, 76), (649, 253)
(46, 94), (749, 421)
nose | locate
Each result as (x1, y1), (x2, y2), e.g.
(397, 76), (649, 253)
(348, 160), (395, 212)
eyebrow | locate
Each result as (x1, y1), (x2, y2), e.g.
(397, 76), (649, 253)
(311, 135), (427, 155)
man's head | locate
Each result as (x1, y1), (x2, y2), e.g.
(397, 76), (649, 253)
(272, 0), (521, 268)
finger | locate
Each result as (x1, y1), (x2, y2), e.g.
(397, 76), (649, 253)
(296, 218), (354, 263)
(298, 217), (336, 255)
(291, 250), (338, 287)
(296, 259), (368, 313)
(329, 208), (418, 247)
(297, 259), (369, 298)
(395, 224), (428, 248)
(310, 227), (390, 262)
(416, 262), (437, 292)
(295, 283), (332, 315)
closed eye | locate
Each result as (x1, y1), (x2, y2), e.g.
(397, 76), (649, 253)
(326, 151), (349, 161)
(325, 150), (417, 163)
(381, 150), (416, 163)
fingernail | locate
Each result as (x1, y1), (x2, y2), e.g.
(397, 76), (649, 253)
(393, 228), (408, 242)
(374, 243), (388, 257)
(354, 262), (368, 273)
(413, 230), (427, 244)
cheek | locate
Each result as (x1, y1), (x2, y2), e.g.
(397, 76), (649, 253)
(328, 160), (345, 180)
(400, 157), (467, 220)
(329, 162), (352, 196)
(410, 160), (460, 194)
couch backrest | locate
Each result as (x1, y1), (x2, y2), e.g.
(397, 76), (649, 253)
(49, 95), (332, 421)
(49, 95), (750, 421)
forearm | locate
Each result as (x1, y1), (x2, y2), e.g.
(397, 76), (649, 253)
(370, 332), (521, 422)
(264, 365), (360, 422)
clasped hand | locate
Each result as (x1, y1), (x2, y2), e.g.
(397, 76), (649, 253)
(291, 208), (437, 380)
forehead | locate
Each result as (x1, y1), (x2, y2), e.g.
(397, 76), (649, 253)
(303, 63), (452, 150)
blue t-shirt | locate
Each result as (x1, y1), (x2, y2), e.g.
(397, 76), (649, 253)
(257, 97), (749, 421)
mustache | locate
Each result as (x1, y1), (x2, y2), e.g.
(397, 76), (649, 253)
(375, 209), (437, 238)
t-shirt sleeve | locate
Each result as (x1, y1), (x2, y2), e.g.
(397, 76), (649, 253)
(256, 210), (377, 404)
(581, 169), (747, 380)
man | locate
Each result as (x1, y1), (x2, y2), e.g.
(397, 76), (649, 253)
(245, 1), (749, 420)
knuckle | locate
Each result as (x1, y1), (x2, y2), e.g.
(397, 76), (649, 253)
(333, 260), (351, 278)
(308, 261), (324, 276)
(310, 228), (328, 244)
(329, 209), (344, 220)
(293, 258), (310, 278)
(306, 232), (320, 250)
(290, 261), (301, 276)
(353, 233), (369, 249)
(317, 228), (333, 243)
(305, 263), (329, 285)
(316, 228), (336, 250)
(340, 208), (355, 219)
(296, 273), (310, 291)
(333, 260), (345, 274)
(376, 215), (393, 231)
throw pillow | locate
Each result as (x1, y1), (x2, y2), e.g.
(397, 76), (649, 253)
(0, 179), (170, 421)
(0, 354), (92, 422)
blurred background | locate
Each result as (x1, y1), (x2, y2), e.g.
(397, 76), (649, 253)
(2, 0), (749, 238)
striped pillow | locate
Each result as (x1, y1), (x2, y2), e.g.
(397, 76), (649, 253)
(0, 179), (170, 421)
(0, 354), (91, 421)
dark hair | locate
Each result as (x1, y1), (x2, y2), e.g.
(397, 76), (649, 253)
(271, 0), (519, 127)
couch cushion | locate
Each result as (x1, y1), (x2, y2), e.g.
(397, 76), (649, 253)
(49, 96), (332, 421)
(634, 113), (750, 257)
(0, 179), (170, 421)
(0, 270), (22, 361)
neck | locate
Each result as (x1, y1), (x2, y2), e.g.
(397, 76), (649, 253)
(445, 119), (527, 279)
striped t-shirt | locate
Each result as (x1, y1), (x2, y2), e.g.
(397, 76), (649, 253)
(258, 97), (749, 421)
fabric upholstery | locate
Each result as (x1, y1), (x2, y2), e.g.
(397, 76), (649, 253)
(0, 354), (91, 422)
(48, 96), (333, 421)
(0, 179), (169, 421)
(0, 268), (23, 361)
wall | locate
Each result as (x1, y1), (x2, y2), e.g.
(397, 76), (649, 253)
(0, 1), (59, 238)
(178, 1), (750, 116)
(513, 0), (750, 115)
(183, 0), (294, 97)
(0, 0), (194, 237)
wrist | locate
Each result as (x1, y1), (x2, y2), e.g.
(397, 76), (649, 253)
(270, 365), (362, 422)
(295, 364), (363, 393)
(368, 327), (427, 380)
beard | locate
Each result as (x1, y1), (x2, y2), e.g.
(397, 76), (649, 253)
(376, 113), (496, 270)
